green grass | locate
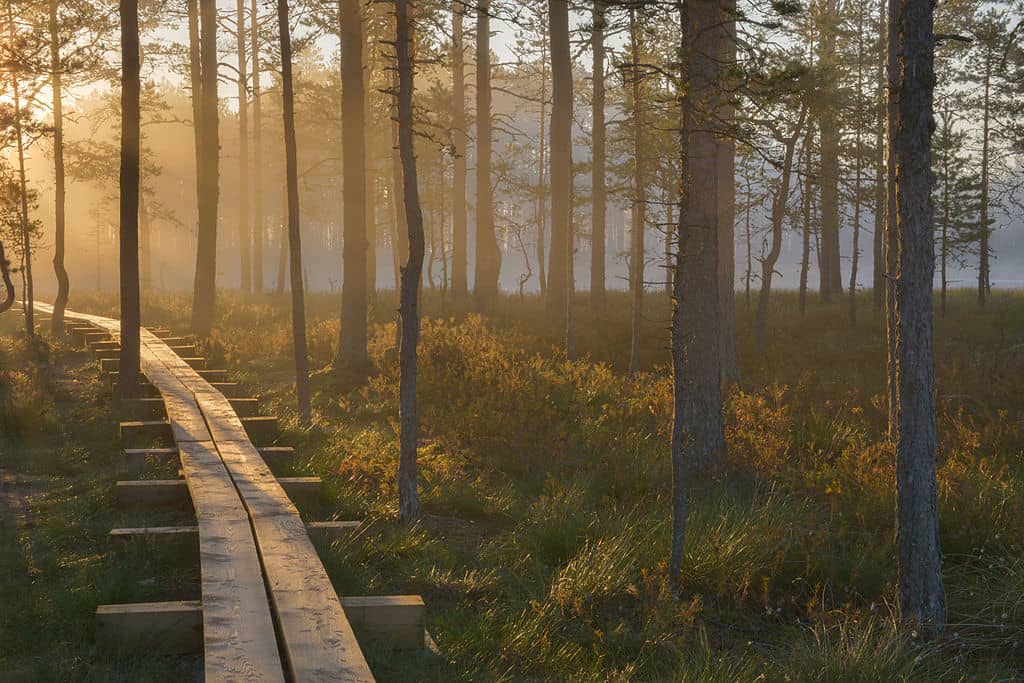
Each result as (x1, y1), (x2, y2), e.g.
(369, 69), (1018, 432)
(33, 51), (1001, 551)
(3, 288), (1023, 680)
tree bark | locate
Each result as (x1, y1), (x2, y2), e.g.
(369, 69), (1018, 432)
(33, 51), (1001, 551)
(251, 0), (264, 293)
(474, 0), (501, 309)
(49, 0), (69, 336)
(590, 0), (606, 315)
(885, 0), (899, 440)
(891, 0), (946, 630)
(451, 3), (468, 299)
(335, 0), (370, 380)
(799, 122), (815, 316)
(277, 0), (312, 424)
(628, 6), (644, 376)
(756, 112), (805, 352)
(819, 0), (842, 300)
(192, 0), (219, 336)
(872, 0), (886, 309)
(672, 0), (726, 584)
(536, 21), (548, 295)
(395, 0), (423, 523)
(237, 0), (251, 295)
(547, 0), (571, 328)
(0, 239), (14, 313)
(978, 54), (991, 307)
(7, 3), (34, 337)
(717, 0), (739, 383)
(119, 0), (142, 400)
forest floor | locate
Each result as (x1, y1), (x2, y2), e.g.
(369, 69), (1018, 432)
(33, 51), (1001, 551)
(1, 289), (1022, 681)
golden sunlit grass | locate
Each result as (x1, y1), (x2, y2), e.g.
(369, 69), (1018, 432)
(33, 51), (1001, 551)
(2, 289), (1023, 679)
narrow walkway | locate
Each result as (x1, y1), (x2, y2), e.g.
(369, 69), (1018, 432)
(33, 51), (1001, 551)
(37, 304), (375, 682)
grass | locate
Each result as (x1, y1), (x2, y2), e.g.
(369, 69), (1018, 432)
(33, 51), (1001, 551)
(2, 288), (1023, 680)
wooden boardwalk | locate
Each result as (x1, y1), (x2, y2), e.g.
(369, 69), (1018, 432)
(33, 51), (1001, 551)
(34, 304), (422, 681)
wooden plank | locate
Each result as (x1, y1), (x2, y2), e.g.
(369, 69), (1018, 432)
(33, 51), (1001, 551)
(183, 357), (207, 370)
(243, 416), (279, 445)
(119, 420), (173, 447)
(122, 446), (293, 471)
(341, 596), (425, 650)
(198, 369), (229, 383)
(95, 601), (203, 655)
(250, 514), (374, 681)
(210, 382), (243, 397)
(229, 397), (259, 417)
(110, 521), (360, 543)
(120, 398), (167, 420)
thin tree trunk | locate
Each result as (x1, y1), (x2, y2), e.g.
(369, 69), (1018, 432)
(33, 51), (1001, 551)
(672, 0), (726, 586)
(187, 0), (202, 204)
(628, 6), (644, 376)
(717, 0), (739, 383)
(395, 0), (423, 522)
(872, 0), (886, 309)
(49, 0), (69, 335)
(237, 0), (251, 294)
(885, 0), (899, 439)
(451, 4), (468, 299)
(849, 25), (865, 327)
(537, 23), (549, 295)
(140, 193), (152, 290)
(335, 0), (370, 380)
(474, 0), (501, 309)
(744, 175), (753, 308)
(119, 0), (142, 399)
(251, 0), (264, 292)
(978, 55), (991, 307)
(590, 0), (606, 313)
(940, 116), (950, 316)
(7, 3), (34, 337)
(277, 0), (311, 424)
(192, 0), (219, 335)
(0, 239), (14, 313)
(799, 123), (815, 317)
(891, 0), (946, 630)
(819, 0), (842, 300)
(756, 111), (805, 352)
(547, 0), (571, 328)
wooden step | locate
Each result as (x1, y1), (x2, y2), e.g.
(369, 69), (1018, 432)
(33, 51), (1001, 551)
(243, 416), (279, 445)
(198, 369), (228, 383)
(210, 382), (242, 397)
(229, 397), (259, 417)
(343, 595), (426, 650)
(115, 477), (320, 507)
(91, 341), (120, 352)
(96, 596), (424, 654)
(122, 446), (294, 471)
(103, 357), (207, 374)
(119, 420), (173, 447)
(109, 520), (360, 544)
(95, 601), (203, 655)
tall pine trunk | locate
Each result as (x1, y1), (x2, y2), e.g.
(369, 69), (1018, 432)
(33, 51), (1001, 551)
(236, 0), (251, 295)
(119, 0), (142, 399)
(7, 3), (34, 337)
(192, 0), (219, 336)
(251, 0), (264, 292)
(872, 0), (886, 309)
(891, 0), (946, 630)
(799, 122), (815, 316)
(671, 0), (726, 585)
(451, 4), (468, 299)
(49, 0), (70, 335)
(717, 0), (739, 382)
(978, 55), (991, 307)
(395, 0), (423, 522)
(335, 0), (370, 379)
(277, 0), (311, 424)
(474, 0), (501, 309)
(536, 24), (548, 295)
(590, 0), (606, 315)
(547, 0), (571, 329)
(627, 6), (644, 375)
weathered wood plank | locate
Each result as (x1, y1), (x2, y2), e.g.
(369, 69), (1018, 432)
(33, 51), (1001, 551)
(115, 480), (190, 508)
(342, 596), (426, 650)
(95, 601), (203, 655)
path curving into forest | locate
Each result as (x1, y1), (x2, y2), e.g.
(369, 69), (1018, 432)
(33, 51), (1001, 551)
(35, 302), (376, 682)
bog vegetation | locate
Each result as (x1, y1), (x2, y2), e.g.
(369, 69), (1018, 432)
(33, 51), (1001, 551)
(3, 291), (1023, 679)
